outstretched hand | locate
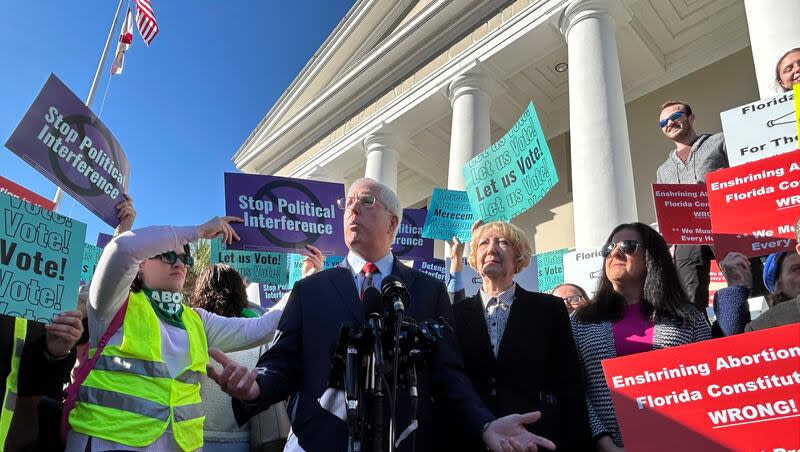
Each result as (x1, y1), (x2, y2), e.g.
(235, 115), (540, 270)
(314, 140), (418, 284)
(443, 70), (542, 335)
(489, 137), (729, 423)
(198, 216), (243, 245)
(482, 411), (556, 452)
(207, 348), (261, 401)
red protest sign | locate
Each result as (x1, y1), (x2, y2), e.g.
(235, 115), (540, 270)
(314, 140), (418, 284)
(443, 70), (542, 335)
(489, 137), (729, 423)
(707, 260), (726, 306)
(0, 175), (55, 211)
(707, 149), (800, 258)
(603, 324), (800, 452)
(652, 184), (713, 245)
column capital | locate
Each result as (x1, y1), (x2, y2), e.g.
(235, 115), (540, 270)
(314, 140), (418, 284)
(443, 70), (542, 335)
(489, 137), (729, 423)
(559, 0), (627, 38)
(447, 70), (489, 106)
(362, 127), (398, 158)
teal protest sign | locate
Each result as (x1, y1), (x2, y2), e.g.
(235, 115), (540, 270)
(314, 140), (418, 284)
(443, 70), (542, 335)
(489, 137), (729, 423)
(210, 238), (288, 285)
(287, 253), (344, 287)
(80, 244), (103, 285)
(536, 248), (568, 293)
(464, 102), (558, 221)
(0, 193), (86, 322)
(421, 188), (476, 242)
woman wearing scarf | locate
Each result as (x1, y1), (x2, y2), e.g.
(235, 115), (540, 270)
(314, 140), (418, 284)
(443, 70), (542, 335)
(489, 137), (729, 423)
(66, 216), (285, 452)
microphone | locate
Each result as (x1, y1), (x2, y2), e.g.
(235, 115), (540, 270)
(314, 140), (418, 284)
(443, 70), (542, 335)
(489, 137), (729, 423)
(380, 276), (409, 317)
(363, 287), (384, 331)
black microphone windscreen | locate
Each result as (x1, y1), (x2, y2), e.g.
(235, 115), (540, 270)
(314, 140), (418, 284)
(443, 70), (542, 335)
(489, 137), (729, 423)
(380, 275), (403, 293)
(363, 287), (384, 318)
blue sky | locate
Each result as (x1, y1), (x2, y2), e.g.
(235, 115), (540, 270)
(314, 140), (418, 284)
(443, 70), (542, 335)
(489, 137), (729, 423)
(1, 0), (355, 243)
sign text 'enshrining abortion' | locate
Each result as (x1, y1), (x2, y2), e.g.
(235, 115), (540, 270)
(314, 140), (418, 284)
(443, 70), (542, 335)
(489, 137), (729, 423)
(720, 91), (797, 167)
(706, 149), (799, 259)
(224, 173), (348, 256)
(0, 193), (85, 323)
(603, 324), (800, 452)
(652, 184), (713, 245)
(4, 74), (130, 227)
(464, 102), (558, 222)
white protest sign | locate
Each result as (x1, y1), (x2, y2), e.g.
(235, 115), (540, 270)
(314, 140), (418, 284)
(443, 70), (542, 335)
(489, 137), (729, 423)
(445, 257), (539, 296)
(562, 249), (604, 297)
(720, 91), (798, 166)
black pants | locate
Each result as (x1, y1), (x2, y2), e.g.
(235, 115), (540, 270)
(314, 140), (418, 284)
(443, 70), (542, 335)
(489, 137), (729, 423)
(675, 245), (766, 311)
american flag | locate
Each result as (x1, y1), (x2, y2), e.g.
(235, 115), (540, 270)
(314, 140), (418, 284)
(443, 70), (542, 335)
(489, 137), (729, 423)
(135, 0), (159, 46)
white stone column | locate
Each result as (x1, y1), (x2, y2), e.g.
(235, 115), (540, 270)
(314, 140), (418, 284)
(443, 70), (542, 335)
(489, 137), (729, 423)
(446, 70), (491, 190)
(560, 0), (637, 249)
(363, 130), (399, 193)
(744, 0), (800, 98)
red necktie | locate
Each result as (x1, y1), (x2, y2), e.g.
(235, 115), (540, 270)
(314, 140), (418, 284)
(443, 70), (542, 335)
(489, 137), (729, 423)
(360, 262), (379, 301)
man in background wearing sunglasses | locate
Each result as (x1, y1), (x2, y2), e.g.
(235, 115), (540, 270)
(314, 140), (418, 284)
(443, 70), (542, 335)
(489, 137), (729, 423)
(655, 101), (765, 311)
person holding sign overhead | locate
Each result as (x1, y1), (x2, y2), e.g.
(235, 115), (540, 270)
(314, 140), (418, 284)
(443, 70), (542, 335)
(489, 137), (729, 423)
(571, 222), (711, 451)
(655, 100), (766, 311)
(439, 221), (591, 451)
(65, 215), (286, 452)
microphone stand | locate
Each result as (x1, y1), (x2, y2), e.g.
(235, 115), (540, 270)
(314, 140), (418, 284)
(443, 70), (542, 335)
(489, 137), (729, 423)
(388, 311), (404, 452)
(368, 314), (385, 452)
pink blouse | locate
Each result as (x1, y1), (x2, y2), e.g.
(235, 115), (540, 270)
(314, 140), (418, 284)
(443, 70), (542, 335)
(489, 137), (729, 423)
(612, 303), (655, 357)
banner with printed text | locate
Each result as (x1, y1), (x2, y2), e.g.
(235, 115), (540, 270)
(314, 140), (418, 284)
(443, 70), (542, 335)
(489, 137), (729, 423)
(0, 176), (55, 211)
(80, 244), (103, 285)
(536, 248), (568, 293)
(720, 91), (797, 166)
(0, 193), (85, 322)
(5, 74), (130, 227)
(603, 324), (800, 451)
(224, 173), (348, 255)
(464, 102), (558, 222)
(652, 183), (713, 245)
(421, 188), (476, 242)
(706, 149), (800, 259)
(391, 208), (434, 259)
(210, 238), (289, 285)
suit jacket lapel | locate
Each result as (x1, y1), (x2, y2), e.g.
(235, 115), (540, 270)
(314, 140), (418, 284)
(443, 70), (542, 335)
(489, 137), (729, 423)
(463, 294), (495, 362)
(497, 285), (523, 360)
(327, 266), (363, 323)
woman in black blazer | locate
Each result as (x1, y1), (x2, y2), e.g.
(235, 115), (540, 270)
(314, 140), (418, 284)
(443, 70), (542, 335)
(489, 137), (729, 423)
(440, 221), (592, 451)
(571, 222), (711, 451)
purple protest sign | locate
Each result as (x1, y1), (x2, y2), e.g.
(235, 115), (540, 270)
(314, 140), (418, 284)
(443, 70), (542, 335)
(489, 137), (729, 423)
(391, 208), (434, 259)
(96, 232), (113, 248)
(4, 74), (130, 227)
(224, 172), (348, 255)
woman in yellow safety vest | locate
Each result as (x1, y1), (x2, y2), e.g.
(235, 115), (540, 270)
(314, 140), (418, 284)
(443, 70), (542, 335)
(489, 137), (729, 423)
(67, 215), (285, 451)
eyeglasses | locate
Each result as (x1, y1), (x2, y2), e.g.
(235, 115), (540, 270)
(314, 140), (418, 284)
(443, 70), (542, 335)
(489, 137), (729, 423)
(151, 251), (194, 267)
(658, 111), (686, 127)
(600, 240), (640, 258)
(563, 295), (585, 305)
(337, 194), (377, 210)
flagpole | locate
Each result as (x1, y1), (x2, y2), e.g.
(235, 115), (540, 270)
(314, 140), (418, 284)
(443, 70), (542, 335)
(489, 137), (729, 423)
(53, 0), (125, 209)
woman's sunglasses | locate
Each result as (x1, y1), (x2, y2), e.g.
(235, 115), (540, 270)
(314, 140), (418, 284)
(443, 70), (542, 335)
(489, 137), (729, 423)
(152, 251), (194, 268)
(600, 240), (640, 258)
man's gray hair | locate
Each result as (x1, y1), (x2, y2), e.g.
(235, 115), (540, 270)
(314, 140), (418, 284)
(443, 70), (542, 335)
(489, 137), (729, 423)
(349, 177), (403, 239)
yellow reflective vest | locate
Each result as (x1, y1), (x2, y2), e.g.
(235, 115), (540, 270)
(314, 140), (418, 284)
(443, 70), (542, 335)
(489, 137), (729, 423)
(70, 291), (208, 451)
(0, 317), (27, 451)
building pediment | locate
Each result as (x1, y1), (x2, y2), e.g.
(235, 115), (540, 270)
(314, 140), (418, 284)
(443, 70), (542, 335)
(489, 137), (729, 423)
(234, 0), (512, 173)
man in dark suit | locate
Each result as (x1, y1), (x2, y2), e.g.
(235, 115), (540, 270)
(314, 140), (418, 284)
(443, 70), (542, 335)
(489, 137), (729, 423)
(442, 222), (592, 451)
(209, 178), (555, 452)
